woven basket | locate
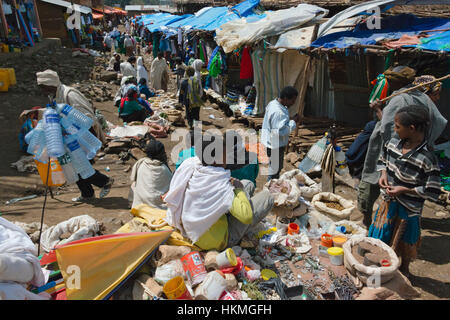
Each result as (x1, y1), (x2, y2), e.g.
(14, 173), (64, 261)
(167, 110), (181, 123)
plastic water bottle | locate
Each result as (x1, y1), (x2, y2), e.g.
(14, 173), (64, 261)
(43, 107), (65, 158)
(77, 130), (102, 160)
(65, 135), (95, 179)
(57, 150), (79, 185)
(50, 158), (66, 185)
(55, 103), (93, 130)
(26, 121), (48, 162)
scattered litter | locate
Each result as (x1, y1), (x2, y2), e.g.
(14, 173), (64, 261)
(5, 195), (38, 205)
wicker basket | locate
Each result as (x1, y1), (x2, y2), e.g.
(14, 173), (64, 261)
(167, 110), (182, 123)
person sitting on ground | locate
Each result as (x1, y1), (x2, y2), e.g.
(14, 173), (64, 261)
(136, 56), (148, 84)
(120, 56), (137, 78)
(179, 66), (203, 129)
(129, 139), (173, 209)
(114, 76), (137, 108)
(107, 53), (120, 72)
(150, 52), (170, 91)
(118, 85), (152, 123)
(175, 129), (197, 170)
(36, 70), (113, 203)
(164, 133), (274, 251)
(369, 105), (441, 277)
(224, 130), (259, 188)
(138, 78), (155, 99)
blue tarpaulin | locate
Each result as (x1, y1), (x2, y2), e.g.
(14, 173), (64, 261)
(139, 0), (265, 35)
(312, 14), (450, 51)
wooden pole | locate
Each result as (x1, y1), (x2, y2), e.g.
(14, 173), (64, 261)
(31, 0), (43, 38)
(380, 74), (450, 103)
(0, 0), (9, 38)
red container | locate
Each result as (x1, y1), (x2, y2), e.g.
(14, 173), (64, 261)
(180, 251), (207, 286)
(320, 233), (333, 248)
(288, 223), (300, 235)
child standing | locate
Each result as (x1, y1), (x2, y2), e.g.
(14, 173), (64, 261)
(369, 105), (441, 276)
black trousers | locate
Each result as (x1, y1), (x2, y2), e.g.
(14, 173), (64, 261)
(185, 106), (200, 128)
(266, 146), (286, 181)
(76, 170), (109, 198)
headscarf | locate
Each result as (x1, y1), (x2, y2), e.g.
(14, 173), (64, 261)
(145, 140), (168, 165)
(412, 75), (442, 94)
(36, 69), (61, 87)
(192, 59), (203, 78)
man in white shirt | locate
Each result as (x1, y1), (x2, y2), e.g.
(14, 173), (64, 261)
(261, 86), (299, 180)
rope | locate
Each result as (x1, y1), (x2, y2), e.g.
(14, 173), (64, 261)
(37, 157), (51, 257)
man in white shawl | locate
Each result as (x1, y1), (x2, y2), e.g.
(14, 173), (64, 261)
(150, 52), (169, 91)
(120, 56), (137, 78)
(164, 134), (274, 251)
(129, 139), (172, 209)
(36, 69), (105, 144)
(36, 70), (114, 202)
(136, 56), (148, 84)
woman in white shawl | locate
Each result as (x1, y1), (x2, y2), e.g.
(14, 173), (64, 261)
(136, 57), (148, 84)
(192, 59), (204, 90)
(129, 139), (172, 209)
(150, 52), (170, 91)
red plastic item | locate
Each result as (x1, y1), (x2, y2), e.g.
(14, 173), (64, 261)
(381, 259), (391, 267)
(220, 257), (243, 275)
(288, 223), (300, 235)
(320, 233), (333, 248)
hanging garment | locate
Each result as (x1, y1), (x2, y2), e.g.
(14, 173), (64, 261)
(240, 47), (253, 80)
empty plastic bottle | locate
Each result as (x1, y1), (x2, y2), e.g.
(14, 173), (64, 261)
(43, 107), (65, 158)
(77, 130), (102, 160)
(65, 135), (95, 179)
(26, 120), (48, 162)
(55, 104), (93, 130)
(57, 150), (79, 185)
(50, 158), (66, 185)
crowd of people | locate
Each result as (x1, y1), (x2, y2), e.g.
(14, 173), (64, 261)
(17, 15), (448, 280)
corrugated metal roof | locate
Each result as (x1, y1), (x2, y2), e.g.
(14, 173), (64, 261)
(40, 0), (92, 14)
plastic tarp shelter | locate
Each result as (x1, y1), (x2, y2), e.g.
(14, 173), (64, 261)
(55, 230), (172, 300)
(312, 14), (450, 51)
(317, 0), (450, 38)
(145, 14), (191, 33)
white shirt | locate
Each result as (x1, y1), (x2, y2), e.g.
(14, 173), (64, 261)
(124, 37), (133, 48)
(120, 61), (136, 78)
(261, 99), (296, 149)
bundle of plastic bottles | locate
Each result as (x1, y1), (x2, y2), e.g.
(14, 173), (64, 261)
(24, 103), (102, 185)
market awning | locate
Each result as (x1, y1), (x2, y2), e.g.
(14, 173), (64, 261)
(92, 12), (104, 20)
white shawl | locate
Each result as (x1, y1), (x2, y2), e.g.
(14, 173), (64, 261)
(130, 158), (172, 209)
(136, 57), (148, 84)
(164, 156), (235, 243)
(150, 57), (169, 90)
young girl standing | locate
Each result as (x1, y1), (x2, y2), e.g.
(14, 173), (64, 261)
(369, 105), (441, 276)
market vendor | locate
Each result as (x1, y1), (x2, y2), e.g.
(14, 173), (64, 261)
(358, 74), (447, 228)
(129, 139), (172, 209)
(165, 134), (274, 251)
(36, 70), (113, 203)
(118, 85), (153, 123)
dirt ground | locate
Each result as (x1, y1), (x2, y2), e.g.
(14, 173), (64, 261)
(0, 39), (448, 300)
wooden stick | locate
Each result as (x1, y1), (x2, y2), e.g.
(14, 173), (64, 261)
(380, 74), (450, 103)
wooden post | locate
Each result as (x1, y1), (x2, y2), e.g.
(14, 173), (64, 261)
(0, 0), (8, 38)
(31, 0), (42, 37)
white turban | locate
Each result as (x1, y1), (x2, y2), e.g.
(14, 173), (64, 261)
(36, 69), (61, 87)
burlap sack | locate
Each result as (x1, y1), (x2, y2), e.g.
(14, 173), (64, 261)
(280, 169), (321, 200)
(343, 237), (400, 285)
(327, 220), (367, 239)
(155, 245), (192, 267)
(311, 192), (355, 221)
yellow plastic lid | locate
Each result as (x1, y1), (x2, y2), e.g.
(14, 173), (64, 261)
(261, 269), (278, 281)
(225, 248), (237, 267)
(327, 247), (344, 256)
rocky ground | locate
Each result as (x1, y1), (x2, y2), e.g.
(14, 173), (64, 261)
(0, 38), (448, 300)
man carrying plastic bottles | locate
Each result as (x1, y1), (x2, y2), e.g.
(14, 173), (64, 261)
(36, 69), (114, 202)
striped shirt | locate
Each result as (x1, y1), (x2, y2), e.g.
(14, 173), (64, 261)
(377, 137), (441, 216)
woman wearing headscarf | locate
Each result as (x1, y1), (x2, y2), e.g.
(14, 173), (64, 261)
(192, 59), (204, 88)
(179, 66), (203, 129)
(150, 52), (170, 91)
(136, 56), (148, 84)
(118, 85), (152, 123)
(129, 139), (173, 209)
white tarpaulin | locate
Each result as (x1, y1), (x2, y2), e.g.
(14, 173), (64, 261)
(216, 4), (328, 53)
(108, 125), (150, 138)
(317, 0), (450, 38)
